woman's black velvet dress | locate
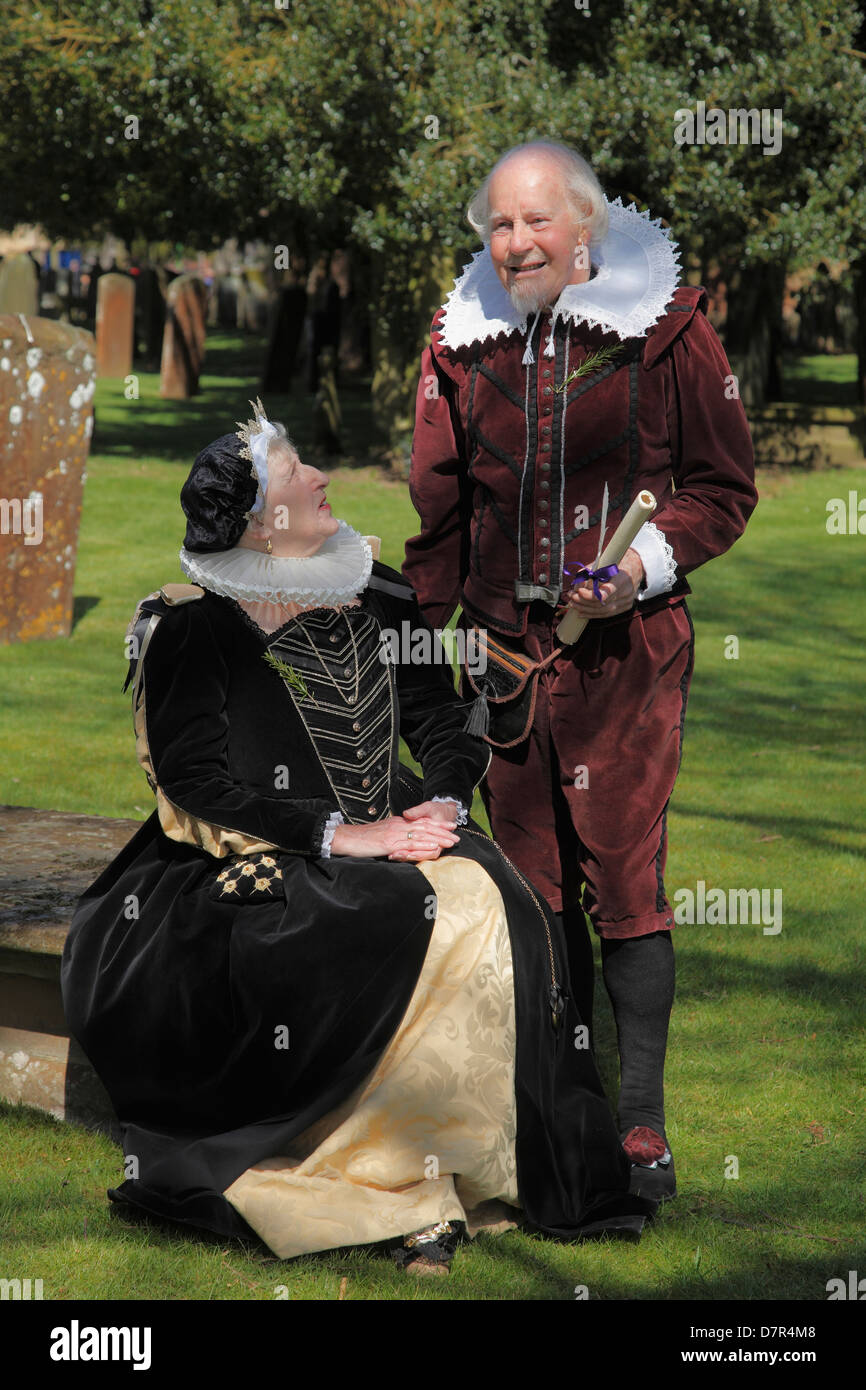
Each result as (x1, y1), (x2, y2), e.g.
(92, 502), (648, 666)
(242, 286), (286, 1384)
(60, 561), (654, 1248)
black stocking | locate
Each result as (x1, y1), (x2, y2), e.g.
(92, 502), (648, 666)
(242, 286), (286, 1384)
(600, 931), (675, 1138)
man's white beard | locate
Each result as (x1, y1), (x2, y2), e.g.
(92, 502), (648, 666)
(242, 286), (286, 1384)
(508, 272), (564, 317)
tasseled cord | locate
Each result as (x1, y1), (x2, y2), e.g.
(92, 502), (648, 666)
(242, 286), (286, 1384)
(463, 688), (490, 737)
(521, 308), (543, 365)
(521, 308), (560, 364)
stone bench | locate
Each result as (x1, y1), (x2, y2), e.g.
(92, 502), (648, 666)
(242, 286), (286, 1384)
(0, 804), (144, 1137)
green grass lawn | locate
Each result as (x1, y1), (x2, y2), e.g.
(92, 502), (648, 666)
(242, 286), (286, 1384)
(1, 343), (865, 1301)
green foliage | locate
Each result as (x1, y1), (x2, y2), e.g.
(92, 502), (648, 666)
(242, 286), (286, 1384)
(4, 1), (861, 421)
(3, 0), (863, 275)
(557, 344), (624, 391)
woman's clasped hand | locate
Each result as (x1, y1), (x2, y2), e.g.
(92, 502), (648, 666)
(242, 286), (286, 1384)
(331, 800), (460, 861)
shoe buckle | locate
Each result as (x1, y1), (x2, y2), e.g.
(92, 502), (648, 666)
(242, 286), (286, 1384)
(404, 1220), (453, 1249)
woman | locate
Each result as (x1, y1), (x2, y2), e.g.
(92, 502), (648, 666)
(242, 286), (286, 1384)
(61, 401), (655, 1272)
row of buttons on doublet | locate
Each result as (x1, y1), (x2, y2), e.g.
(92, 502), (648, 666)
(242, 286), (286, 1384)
(537, 358), (554, 583)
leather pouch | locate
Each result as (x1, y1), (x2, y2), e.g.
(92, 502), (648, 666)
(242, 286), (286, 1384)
(463, 629), (560, 749)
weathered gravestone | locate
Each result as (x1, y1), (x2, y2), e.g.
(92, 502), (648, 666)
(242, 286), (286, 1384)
(0, 254), (39, 316)
(159, 274), (207, 399)
(95, 271), (135, 378)
(0, 315), (96, 645)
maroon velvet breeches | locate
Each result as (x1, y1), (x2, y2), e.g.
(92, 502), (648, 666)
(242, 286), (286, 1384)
(481, 600), (695, 939)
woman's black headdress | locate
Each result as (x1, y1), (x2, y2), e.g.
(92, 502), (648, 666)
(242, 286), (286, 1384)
(180, 400), (274, 554)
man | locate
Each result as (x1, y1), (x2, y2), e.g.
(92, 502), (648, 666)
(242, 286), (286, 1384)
(402, 140), (757, 1199)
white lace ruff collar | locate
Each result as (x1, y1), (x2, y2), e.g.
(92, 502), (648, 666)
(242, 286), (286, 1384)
(179, 521), (373, 605)
(438, 197), (682, 351)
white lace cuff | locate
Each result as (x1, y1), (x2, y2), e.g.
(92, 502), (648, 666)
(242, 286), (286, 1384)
(432, 796), (468, 826)
(631, 521), (677, 601)
(319, 810), (345, 858)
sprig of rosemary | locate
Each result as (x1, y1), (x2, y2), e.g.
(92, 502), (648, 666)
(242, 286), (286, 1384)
(555, 344), (623, 393)
(263, 649), (316, 703)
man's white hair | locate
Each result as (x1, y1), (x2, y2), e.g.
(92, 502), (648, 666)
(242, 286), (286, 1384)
(467, 140), (609, 247)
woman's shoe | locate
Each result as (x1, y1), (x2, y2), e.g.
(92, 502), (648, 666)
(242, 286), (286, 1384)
(393, 1220), (459, 1276)
(622, 1125), (677, 1201)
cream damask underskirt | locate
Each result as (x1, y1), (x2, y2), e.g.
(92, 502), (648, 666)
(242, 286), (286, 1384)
(223, 855), (521, 1259)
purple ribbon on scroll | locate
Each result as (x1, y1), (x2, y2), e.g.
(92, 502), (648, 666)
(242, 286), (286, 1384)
(563, 562), (620, 601)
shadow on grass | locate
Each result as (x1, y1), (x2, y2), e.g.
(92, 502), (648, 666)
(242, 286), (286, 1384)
(673, 946), (863, 1025)
(780, 352), (859, 409)
(89, 331), (381, 469)
(72, 597), (101, 631)
(688, 547), (861, 635)
(2, 1096), (860, 1300)
(105, 1199), (271, 1259)
(672, 800), (861, 857)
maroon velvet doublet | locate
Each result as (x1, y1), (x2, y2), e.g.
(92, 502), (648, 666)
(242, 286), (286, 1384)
(404, 286), (757, 937)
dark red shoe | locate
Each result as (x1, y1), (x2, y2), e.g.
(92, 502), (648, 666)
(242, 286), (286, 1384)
(622, 1126), (676, 1201)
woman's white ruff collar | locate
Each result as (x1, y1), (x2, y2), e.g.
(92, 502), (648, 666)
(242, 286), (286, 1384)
(179, 522), (373, 605)
(438, 197), (682, 350)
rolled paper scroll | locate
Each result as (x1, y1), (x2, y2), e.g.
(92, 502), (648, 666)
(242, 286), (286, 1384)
(555, 490), (657, 645)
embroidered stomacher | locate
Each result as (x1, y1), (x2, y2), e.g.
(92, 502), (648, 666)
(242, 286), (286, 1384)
(437, 198), (682, 353)
(266, 609), (395, 825)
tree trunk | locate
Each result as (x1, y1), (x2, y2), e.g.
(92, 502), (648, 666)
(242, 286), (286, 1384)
(851, 255), (866, 406)
(721, 260), (787, 406)
(368, 235), (458, 458)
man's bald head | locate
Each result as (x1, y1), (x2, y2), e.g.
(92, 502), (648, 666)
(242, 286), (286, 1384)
(467, 141), (609, 248)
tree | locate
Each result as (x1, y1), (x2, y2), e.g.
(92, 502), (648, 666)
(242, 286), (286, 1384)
(546, 0), (866, 404)
(3, 0), (864, 420)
